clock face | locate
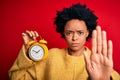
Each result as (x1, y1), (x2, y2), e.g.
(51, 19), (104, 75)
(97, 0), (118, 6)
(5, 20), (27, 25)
(29, 45), (45, 60)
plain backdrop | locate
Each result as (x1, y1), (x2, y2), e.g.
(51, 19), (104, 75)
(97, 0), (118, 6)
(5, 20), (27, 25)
(0, 0), (120, 80)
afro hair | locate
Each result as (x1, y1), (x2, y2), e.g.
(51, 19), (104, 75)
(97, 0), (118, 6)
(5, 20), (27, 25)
(54, 3), (98, 41)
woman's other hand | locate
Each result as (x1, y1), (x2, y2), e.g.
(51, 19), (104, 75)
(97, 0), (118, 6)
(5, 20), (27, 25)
(84, 26), (113, 80)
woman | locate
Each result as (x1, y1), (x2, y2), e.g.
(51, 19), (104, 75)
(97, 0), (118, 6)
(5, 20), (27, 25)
(9, 3), (120, 80)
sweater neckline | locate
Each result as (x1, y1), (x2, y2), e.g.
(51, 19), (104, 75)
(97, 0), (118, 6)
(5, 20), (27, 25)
(64, 46), (91, 63)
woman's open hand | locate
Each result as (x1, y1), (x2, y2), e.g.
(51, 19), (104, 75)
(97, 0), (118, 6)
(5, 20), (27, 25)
(84, 26), (113, 80)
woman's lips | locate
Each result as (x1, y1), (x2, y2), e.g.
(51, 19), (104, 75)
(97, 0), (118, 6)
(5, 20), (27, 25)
(71, 43), (80, 47)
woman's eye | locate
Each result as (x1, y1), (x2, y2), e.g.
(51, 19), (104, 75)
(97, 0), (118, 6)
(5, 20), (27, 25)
(78, 31), (84, 35)
(65, 31), (73, 36)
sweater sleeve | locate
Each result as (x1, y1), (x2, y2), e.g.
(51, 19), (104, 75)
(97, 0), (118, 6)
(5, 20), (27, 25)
(9, 45), (37, 80)
(111, 70), (120, 80)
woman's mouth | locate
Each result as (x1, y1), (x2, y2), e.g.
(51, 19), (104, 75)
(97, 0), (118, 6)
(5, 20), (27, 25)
(71, 43), (80, 47)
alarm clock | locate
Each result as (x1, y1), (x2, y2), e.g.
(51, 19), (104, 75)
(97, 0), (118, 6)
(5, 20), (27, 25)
(27, 39), (48, 61)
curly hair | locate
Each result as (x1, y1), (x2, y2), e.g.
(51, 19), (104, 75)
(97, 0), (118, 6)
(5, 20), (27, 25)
(54, 3), (98, 41)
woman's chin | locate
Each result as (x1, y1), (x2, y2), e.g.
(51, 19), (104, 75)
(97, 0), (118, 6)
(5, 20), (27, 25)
(69, 47), (80, 51)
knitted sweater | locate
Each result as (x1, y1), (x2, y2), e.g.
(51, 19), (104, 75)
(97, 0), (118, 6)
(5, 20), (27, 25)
(9, 45), (120, 80)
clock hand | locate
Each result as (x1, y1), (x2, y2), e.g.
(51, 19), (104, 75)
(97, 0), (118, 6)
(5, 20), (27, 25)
(36, 50), (40, 53)
(33, 50), (37, 53)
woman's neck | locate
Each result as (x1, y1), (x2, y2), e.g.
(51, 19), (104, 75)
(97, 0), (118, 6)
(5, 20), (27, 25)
(68, 47), (85, 56)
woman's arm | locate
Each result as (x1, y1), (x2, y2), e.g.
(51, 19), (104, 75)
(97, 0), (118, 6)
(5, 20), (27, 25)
(9, 45), (36, 80)
(9, 30), (39, 80)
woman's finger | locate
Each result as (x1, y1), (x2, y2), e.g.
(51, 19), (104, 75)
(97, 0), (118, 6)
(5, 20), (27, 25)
(102, 31), (107, 56)
(26, 30), (32, 37)
(92, 30), (97, 54)
(108, 40), (113, 60)
(83, 51), (91, 70)
(22, 32), (30, 44)
(97, 26), (102, 54)
(30, 31), (37, 40)
(34, 31), (39, 37)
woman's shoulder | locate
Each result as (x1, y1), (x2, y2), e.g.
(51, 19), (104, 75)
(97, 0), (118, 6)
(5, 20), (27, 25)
(48, 48), (66, 53)
(48, 48), (67, 57)
(47, 48), (67, 61)
(49, 48), (65, 52)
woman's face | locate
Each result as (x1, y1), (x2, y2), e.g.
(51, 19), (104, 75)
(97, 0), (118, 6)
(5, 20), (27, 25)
(64, 19), (89, 51)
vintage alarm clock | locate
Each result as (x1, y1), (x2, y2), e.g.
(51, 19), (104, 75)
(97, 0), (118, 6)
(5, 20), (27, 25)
(27, 39), (48, 61)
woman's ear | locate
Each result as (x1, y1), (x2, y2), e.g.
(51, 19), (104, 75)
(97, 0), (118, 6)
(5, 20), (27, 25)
(85, 30), (89, 41)
(86, 30), (89, 37)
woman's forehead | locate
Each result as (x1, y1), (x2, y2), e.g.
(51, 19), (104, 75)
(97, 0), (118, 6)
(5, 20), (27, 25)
(64, 19), (87, 30)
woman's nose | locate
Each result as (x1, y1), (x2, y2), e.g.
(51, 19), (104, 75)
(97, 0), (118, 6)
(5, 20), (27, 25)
(72, 33), (78, 41)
